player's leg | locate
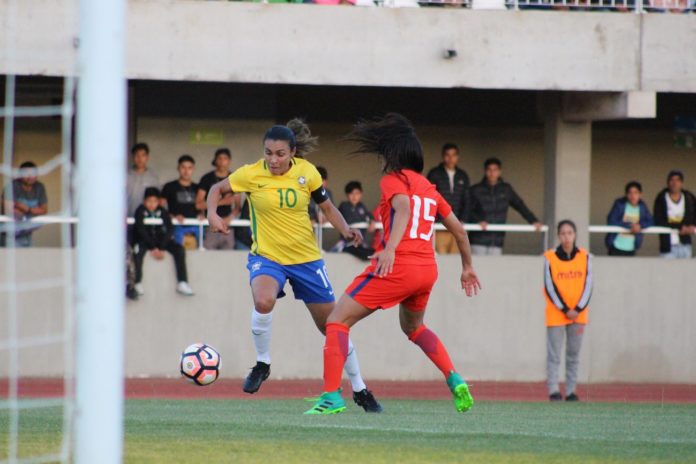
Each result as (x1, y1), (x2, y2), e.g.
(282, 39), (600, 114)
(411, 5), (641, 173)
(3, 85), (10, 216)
(307, 303), (367, 390)
(400, 306), (454, 377)
(288, 259), (382, 412)
(306, 302), (383, 413)
(546, 325), (565, 400)
(564, 323), (585, 401)
(400, 304), (473, 413)
(244, 256), (285, 394)
(304, 294), (373, 415)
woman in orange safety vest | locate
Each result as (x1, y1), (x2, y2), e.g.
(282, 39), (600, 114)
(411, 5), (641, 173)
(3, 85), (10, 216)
(543, 220), (592, 402)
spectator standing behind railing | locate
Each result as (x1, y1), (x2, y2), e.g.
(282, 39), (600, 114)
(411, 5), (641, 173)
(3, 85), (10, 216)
(126, 143), (160, 247)
(543, 220), (592, 402)
(605, 181), (654, 257)
(468, 157), (542, 255)
(335, 181), (376, 260)
(133, 187), (194, 297)
(653, 170), (695, 259)
(126, 143), (160, 217)
(195, 148), (239, 250)
(427, 143), (470, 255)
(161, 155), (201, 249)
(1, 161), (48, 247)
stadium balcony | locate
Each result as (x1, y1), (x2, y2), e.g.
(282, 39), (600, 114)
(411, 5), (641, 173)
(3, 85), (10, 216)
(207, 0), (694, 11)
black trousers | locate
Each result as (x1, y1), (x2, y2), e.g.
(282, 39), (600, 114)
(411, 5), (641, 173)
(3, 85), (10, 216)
(134, 240), (188, 283)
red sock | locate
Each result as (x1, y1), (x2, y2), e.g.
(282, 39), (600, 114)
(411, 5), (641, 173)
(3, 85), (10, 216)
(323, 322), (350, 392)
(408, 325), (455, 378)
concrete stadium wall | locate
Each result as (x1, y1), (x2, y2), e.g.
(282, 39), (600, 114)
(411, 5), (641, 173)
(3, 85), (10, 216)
(1, 249), (694, 384)
(2, 1), (696, 92)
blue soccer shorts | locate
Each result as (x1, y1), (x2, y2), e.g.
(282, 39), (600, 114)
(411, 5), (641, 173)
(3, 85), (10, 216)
(246, 254), (335, 304)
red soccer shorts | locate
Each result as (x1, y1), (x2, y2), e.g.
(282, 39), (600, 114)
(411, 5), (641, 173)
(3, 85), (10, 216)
(345, 262), (438, 311)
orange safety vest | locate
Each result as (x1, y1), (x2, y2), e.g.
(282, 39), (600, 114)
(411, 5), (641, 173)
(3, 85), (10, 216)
(543, 247), (590, 327)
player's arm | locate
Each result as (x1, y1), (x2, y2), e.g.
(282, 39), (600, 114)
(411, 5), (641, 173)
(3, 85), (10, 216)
(206, 179), (234, 234)
(316, 194), (363, 247)
(372, 194), (410, 277)
(442, 212), (481, 297)
(217, 192), (235, 207)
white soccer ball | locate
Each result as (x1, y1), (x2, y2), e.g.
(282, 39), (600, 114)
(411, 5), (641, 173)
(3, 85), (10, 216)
(180, 343), (221, 386)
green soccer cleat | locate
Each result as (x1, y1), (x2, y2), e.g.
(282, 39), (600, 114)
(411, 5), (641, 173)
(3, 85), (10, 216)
(447, 371), (474, 413)
(304, 390), (346, 415)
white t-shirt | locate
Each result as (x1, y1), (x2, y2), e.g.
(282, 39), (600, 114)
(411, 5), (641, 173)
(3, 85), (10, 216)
(666, 192), (685, 245)
(446, 168), (456, 194)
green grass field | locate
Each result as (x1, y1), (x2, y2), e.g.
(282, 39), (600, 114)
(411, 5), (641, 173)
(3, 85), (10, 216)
(3, 399), (696, 463)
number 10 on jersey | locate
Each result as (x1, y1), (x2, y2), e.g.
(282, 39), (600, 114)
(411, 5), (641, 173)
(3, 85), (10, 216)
(277, 188), (298, 208)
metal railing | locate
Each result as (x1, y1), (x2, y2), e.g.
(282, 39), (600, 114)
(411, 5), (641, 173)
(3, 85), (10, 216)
(505, 0), (694, 12)
(588, 225), (674, 234)
(212, 0), (695, 10)
(3, 215), (691, 252)
(1, 215), (549, 252)
(400, 0), (693, 11)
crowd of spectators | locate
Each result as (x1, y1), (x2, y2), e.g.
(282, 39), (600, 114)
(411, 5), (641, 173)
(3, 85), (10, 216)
(424, 144), (542, 256)
(205, 0), (694, 12)
(124, 145), (245, 299)
(1, 140), (694, 299)
(315, 142), (694, 260)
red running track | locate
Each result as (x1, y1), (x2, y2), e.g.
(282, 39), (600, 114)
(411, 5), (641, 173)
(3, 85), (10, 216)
(1, 378), (696, 403)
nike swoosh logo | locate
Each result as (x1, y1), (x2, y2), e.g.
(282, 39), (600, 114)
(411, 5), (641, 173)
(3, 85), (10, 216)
(258, 184), (268, 188)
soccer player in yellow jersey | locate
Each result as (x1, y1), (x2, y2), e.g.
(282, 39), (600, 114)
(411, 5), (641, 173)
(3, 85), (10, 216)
(206, 120), (382, 412)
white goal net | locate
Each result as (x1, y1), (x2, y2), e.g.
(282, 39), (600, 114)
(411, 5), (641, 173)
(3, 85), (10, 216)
(1, 0), (126, 463)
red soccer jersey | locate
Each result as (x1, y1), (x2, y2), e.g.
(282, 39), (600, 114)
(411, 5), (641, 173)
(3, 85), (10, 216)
(378, 170), (452, 265)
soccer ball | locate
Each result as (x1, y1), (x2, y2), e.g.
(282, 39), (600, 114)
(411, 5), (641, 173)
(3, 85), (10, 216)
(180, 343), (221, 386)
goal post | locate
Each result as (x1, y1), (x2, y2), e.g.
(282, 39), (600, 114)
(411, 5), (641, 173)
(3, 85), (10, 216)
(75, 0), (127, 463)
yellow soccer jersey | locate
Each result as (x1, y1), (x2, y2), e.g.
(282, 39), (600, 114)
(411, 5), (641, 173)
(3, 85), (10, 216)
(228, 158), (325, 265)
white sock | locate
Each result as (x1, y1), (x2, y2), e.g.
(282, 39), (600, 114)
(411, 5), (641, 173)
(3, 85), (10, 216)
(251, 308), (272, 364)
(344, 338), (367, 392)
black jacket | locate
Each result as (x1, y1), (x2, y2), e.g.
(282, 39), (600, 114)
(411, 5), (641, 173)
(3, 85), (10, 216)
(134, 205), (174, 250)
(468, 178), (539, 247)
(426, 164), (470, 221)
(653, 188), (695, 253)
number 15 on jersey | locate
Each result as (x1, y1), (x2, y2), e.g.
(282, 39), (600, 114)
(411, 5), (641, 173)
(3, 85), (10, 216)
(409, 195), (437, 241)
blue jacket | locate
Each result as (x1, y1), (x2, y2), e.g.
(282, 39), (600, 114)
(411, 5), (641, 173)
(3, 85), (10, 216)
(605, 198), (654, 251)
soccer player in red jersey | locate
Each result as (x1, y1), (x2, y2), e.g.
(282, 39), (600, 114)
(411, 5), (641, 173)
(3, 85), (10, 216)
(305, 113), (482, 415)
